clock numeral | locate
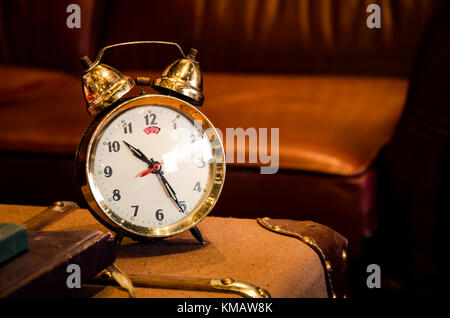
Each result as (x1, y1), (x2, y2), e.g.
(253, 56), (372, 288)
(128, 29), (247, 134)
(197, 158), (206, 168)
(193, 182), (202, 192)
(179, 201), (187, 213)
(112, 189), (121, 201)
(145, 113), (157, 125)
(103, 166), (113, 177)
(172, 114), (180, 129)
(123, 122), (133, 134)
(107, 141), (120, 152)
(131, 205), (139, 216)
(155, 209), (164, 221)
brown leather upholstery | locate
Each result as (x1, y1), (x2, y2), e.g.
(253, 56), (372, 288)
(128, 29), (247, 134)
(0, 0), (106, 73)
(0, 65), (85, 154)
(1, 0), (442, 75)
(0, 65), (75, 105)
(99, 0), (441, 76)
(201, 73), (407, 175)
(0, 67), (407, 176)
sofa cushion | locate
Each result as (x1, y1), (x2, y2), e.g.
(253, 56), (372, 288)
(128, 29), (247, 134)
(0, 65), (86, 154)
(0, 67), (407, 176)
(0, 65), (77, 105)
(202, 73), (407, 175)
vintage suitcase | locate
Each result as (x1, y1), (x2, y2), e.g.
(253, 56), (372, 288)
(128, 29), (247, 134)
(0, 202), (348, 298)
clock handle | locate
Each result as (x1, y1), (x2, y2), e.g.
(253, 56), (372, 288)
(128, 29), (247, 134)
(84, 41), (186, 72)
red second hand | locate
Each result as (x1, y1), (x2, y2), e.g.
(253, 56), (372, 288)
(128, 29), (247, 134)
(140, 163), (161, 177)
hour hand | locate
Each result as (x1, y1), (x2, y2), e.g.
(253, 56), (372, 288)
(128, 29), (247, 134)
(122, 140), (151, 164)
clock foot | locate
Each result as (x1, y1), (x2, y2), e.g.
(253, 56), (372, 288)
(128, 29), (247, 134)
(190, 226), (206, 245)
(113, 232), (124, 249)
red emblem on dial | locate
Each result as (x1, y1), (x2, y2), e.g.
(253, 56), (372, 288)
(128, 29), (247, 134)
(143, 126), (160, 135)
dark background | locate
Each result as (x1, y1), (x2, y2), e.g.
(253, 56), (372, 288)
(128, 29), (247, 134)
(0, 0), (448, 298)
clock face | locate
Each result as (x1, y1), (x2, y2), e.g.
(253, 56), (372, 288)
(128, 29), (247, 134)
(78, 95), (225, 238)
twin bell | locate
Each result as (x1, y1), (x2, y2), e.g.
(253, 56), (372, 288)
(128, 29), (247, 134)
(81, 45), (204, 116)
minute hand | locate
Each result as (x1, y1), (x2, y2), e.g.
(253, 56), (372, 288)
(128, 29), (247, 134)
(156, 172), (184, 213)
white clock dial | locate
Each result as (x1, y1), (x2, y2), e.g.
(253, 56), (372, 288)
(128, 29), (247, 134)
(89, 104), (214, 230)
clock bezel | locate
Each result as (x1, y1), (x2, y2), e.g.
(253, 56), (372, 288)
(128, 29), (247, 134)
(75, 94), (226, 240)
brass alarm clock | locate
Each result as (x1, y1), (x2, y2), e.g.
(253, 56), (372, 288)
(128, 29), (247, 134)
(75, 41), (225, 247)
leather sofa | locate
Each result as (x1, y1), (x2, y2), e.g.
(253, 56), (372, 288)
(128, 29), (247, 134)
(0, 0), (443, 266)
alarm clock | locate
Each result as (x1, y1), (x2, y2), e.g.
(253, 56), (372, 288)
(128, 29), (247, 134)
(75, 41), (225, 247)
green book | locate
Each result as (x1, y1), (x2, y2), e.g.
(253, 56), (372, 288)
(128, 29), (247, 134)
(0, 223), (29, 264)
